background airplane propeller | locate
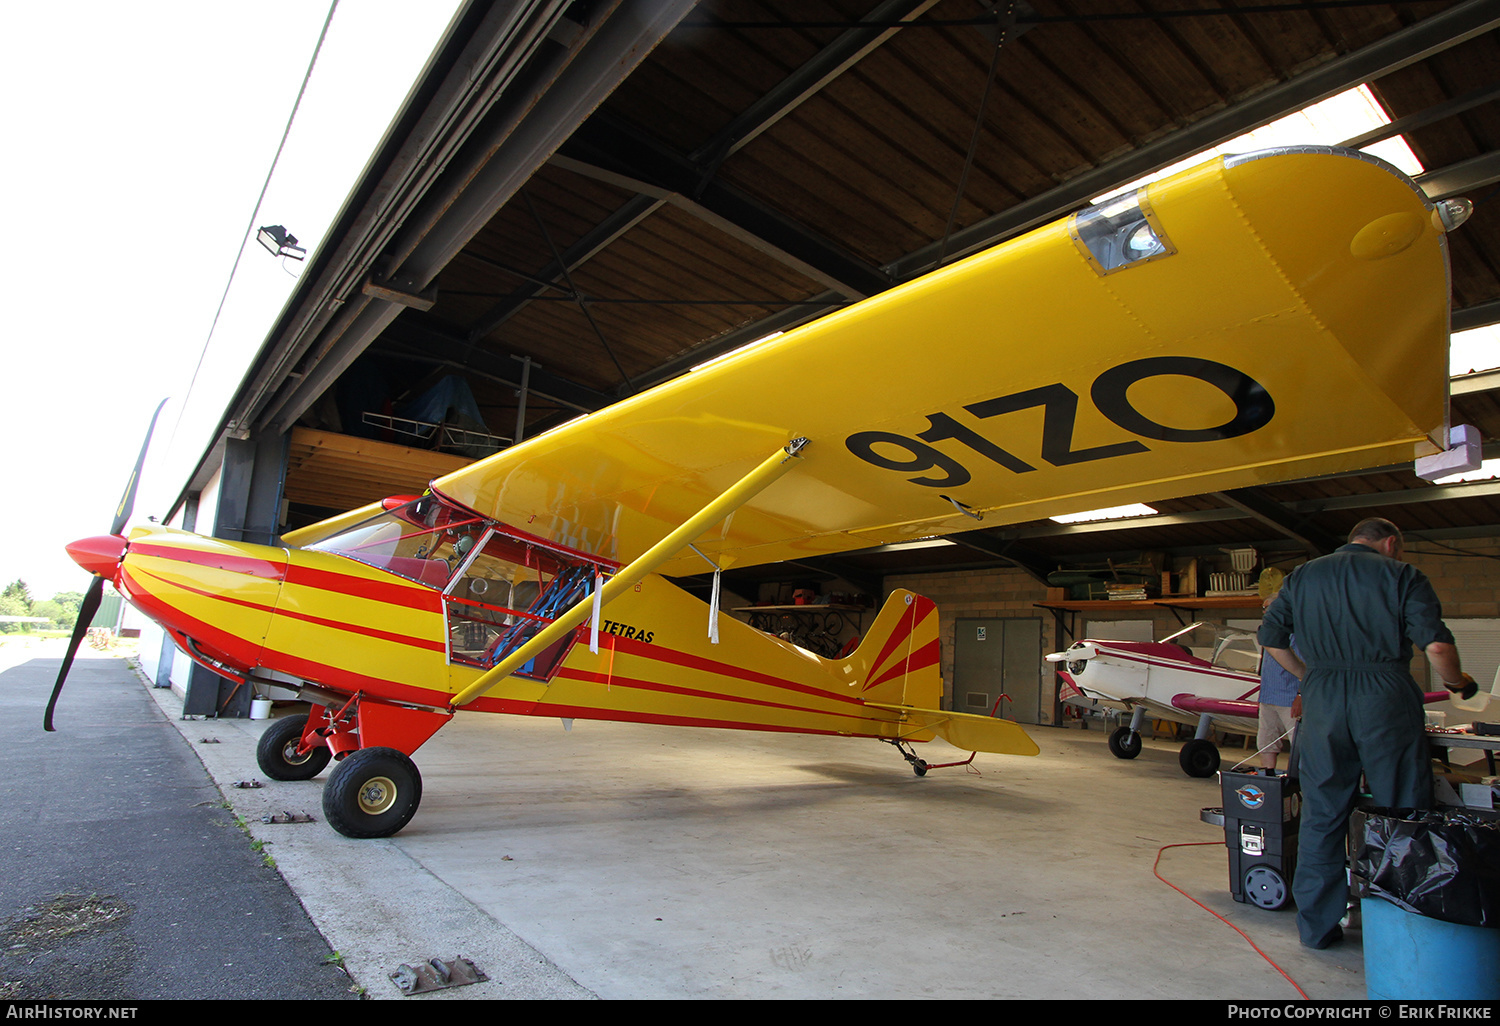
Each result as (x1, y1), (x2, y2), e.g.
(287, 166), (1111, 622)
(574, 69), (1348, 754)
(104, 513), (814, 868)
(43, 399), (167, 731)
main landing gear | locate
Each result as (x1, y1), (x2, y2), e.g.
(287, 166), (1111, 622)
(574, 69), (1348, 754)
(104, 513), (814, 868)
(254, 699), (443, 839)
(256, 714), (332, 780)
(1106, 708), (1221, 778)
(321, 747), (424, 839)
(1179, 737), (1221, 778)
(1179, 712), (1221, 778)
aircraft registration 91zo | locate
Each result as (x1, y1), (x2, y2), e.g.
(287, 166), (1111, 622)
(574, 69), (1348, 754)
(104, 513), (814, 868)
(49, 146), (1472, 838)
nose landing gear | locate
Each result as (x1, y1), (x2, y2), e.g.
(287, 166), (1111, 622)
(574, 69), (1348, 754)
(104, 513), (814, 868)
(1108, 726), (1142, 759)
(254, 695), (449, 838)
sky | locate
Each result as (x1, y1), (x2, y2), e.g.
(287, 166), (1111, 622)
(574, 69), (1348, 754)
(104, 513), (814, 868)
(2, 5), (1496, 601)
(1, 1), (461, 600)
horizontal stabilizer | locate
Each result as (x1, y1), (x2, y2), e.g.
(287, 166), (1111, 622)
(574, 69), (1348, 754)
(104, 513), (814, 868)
(866, 703), (1040, 757)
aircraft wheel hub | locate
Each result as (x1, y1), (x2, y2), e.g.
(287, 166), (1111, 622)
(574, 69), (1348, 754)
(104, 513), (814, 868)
(358, 776), (399, 815)
(281, 740), (314, 765)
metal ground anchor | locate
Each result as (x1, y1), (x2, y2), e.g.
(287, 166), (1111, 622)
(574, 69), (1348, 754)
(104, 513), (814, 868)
(389, 956), (489, 994)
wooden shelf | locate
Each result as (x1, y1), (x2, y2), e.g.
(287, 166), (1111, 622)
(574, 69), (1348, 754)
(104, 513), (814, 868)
(1035, 596), (1264, 613)
(731, 604), (869, 614)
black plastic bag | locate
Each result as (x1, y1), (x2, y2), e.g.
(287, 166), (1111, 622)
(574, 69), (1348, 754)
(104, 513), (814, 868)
(1353, 808), (1500, 928)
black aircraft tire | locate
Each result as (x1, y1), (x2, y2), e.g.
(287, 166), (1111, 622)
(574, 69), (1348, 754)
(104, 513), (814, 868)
(323, 747), (423, 839)
(1107, 726), (1142, 760)
(1179, 738), (1221, 778)
(256, 714), (332, 781)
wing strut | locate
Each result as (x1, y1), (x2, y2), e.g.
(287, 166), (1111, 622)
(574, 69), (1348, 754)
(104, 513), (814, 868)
(449, 438), (808, 709)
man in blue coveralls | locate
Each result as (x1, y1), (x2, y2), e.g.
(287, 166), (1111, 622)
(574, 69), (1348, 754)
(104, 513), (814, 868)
(1259, 518), (1470, 949)
(1258, 594), (1300, 771)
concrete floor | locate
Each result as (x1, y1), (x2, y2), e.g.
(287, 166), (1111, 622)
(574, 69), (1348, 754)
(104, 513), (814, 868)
(130, 657), (1376, 1001)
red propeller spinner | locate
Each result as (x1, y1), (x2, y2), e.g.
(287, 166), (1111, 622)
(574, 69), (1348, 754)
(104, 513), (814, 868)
(66, 534), (127, 583)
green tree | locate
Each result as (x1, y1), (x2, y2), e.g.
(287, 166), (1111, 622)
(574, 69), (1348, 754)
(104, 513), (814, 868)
(0, 594), (26, 634)
(2, 579), (32, 613)
(49, 592), (83, 631)
(31, 599), (64, 630)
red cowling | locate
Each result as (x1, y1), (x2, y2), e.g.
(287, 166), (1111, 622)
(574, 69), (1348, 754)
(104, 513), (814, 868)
(66, 535), (127, 582)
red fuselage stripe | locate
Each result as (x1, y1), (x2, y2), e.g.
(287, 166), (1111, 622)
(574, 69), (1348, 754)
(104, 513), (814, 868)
(254, 648), (458, 707)
(283, 561), (443, 612)
(128, 560), (445, 655)
(127, 542), (442, 612)
(552, 665), (876, 724)
(127, 542), (285, 580)
(127, 544), (889, 726)
(119, 565), (263, 671)
(1089, 648), (1259, 692)
(613, 636), (867, 707)
(273, 606), (447, 654)
(524, 702), (894, 741)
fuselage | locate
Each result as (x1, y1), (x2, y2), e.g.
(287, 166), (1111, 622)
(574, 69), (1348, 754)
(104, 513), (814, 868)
(85, 517), (944, 753)
(1048, 639), (1262, 734)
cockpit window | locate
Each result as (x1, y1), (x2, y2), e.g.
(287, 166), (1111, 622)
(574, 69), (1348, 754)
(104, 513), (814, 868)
(310, 494), (616, 684)
(1160, 621), (1262, 673)
(304, 496), (485, 589)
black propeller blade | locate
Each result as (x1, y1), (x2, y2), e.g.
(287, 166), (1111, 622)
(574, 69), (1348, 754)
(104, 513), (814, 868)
(44, 399), (167, 732)
(111, 399), (165, 536)
(43, 577), (105, 732)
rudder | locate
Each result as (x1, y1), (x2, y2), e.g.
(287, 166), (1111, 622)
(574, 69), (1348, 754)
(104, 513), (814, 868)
(854, 590), (1040, 758)
(851, 590), (942, 709)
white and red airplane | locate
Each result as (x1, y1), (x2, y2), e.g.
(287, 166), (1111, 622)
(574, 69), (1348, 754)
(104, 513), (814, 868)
(1047, 622), (1492, 777)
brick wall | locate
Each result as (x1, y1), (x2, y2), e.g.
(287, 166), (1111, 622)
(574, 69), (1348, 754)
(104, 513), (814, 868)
(1405, 536), (1500, 619)
(884, 567), (1061, 722)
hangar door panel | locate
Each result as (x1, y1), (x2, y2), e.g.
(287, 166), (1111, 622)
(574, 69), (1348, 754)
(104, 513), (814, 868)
(953, 618), (1042, 725)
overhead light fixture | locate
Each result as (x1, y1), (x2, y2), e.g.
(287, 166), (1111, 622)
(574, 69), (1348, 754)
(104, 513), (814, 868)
(256, 225), (306, 261)
(1050, 503), (1159, 524)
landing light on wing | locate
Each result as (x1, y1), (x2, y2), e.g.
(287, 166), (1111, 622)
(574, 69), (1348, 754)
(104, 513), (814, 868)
(1434, 197), (1473, 233)
(1069, 187), (1175, 275)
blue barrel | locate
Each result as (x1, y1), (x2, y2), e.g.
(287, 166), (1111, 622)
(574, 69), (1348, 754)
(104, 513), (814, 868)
(1363, 897), (1500, 1000)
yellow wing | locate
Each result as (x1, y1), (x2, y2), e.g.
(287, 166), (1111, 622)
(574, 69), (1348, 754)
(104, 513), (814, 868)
(428, 148), (1451, 574)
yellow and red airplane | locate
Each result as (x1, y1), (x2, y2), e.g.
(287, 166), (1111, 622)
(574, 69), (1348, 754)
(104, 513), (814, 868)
(49, 147), (1468, 837)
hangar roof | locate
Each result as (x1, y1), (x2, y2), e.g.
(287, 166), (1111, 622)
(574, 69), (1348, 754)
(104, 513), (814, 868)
(205, 0), (1500, 593)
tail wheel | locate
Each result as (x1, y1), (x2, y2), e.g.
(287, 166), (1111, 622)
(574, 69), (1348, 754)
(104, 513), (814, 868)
(323, 747), (423, 838)
(1179, 738), (1221, 778)
(1107, 726), (1142, 760)
(256, 714), (332, 781)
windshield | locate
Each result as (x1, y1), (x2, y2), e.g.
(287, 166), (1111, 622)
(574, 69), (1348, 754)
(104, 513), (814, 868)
(1160, 621), (1261, 672)
(304, 496), (485, 588)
